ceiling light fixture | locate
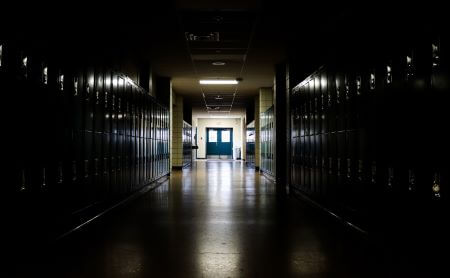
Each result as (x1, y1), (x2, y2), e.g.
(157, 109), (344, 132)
(199, 79), (238, 85)
(212, 61), (226, 66)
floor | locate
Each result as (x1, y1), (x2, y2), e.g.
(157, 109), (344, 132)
(8, 160), (428, 277)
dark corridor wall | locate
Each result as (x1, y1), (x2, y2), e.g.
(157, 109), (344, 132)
(290, 27), (449, 248)
(0, 39), (170, 250)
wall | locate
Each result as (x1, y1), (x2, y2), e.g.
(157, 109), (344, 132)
(259, 87), (274, 113)
(196, 118), (243, 159)
(171, 92), (184, 168)
(254, 96), (260, 169)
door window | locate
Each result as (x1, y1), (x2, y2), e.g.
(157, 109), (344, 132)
(221, 130), (230, 142)
(209, 129), (217, 142)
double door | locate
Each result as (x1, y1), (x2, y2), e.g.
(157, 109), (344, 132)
(206, 128), (233, 158)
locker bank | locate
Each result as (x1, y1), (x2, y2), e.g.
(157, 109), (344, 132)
(1, 2), (449, 277)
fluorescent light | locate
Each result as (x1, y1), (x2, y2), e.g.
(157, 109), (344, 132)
(199, 79), (238, 85)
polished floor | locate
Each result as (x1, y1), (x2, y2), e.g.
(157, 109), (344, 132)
(9, 160), (426, 277)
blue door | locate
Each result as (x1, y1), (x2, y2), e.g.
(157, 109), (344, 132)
(206, 128), (233, 157)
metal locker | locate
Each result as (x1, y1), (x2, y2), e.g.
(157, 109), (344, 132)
(136, 137), (141, 187)
(104, 132), (113, 197)
(104, 72), (112, 134)
(355, 72), (368, 130)
(94, 71), (104, 133)
(321, 133), (328, 197)
(132, 89), (138, 138)
(335, 72), (346, 132)
(299, 136), (305, 188)
(336, 131), (346, 196)
(345, 73), (357, 130)
(123, 78), (130, 137)
(304, 136), (311, 192)
(84, 69), (95, 132)
(314, 75), (321, 135)
(327, 71), (337, 133)
(117, 75), (125, 135)
(115, 134), (123, 194)
(320, 71), (328, 134)
(112, 82), (119, 135)
(83, 130), (94, 206)
(123, 135), (131, 194)
(308, 82), (315, 135)
(314, 134), (322, 196)
(71, 71), (84, 132)
(144, 137), (149, 183)
(139, 94), (144, 139)
(93, 132), (103, 199)
(140, 137), (145, 185)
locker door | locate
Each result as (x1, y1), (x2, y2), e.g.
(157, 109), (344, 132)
(83, 131), (94, 206)
(94, 71), (104, 133)
(94, 132), (103, 200)
(104, 72), (112, 134)
(344, 74), (355, 130)
(104, 132), (113, 199)
(321, 134), (328, 198)
(320, 71), (328, 134)
(346, 130), (358, 207)
(314, 75), (321, 135)
(116, 134), (123, 194)
(304, 136), (311, 192)
(125, 135), (132, 193)
(299, 136), (305, 189)
(314, 134), (322, 197)
(110, 133), (117, 195)
(337, 131), (346, 201)
(328, 133), (337, 202)
(336, 72), (346, 132)
(84, 69), (94, 132)
(327, 71), (337, 132)
(309, 81), (315, 135)
(123, 135), (130, 194)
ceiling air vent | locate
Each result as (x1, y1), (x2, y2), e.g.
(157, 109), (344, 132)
(185, 32), (220, 42)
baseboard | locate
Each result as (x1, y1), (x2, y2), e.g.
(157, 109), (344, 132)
(56, 174), (169, 241)
(260, 171), (276, 183)
(290, 187), (368, 237)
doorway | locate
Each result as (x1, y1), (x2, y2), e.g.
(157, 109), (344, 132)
(206, 128), (233, 159)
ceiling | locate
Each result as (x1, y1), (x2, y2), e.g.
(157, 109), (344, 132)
(148, 0), (287, 112)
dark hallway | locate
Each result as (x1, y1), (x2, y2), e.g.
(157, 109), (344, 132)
(1, 1), (449, 277)
(12, 160), (373, 277)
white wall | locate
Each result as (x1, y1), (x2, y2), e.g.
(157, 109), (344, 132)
(196, 118), (243, 159)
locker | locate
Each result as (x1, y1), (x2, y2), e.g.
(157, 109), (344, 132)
(72, 72), (84, 131)
(320, 71), (328, 134)
(299, 136), (305, 188)
(314, 134), (322, 196)
(94, 71), (104, 133)
(104, 72), (112, 134)
(336, 132), (346, 199)
(345, 73), (357, 130)
(314, 75), (321, 135)
(308, 82), (315, 135)
(115, 135), (123, 194)
(83, 130), (94, 206)
(335, 73), (346, 131)
(94, 133), (103, 199)
(327, 71), (337, 132)
(321, 134), (328, 197)
(84, 70), (95, 132)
